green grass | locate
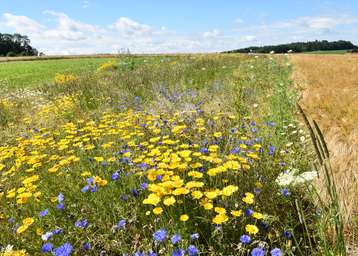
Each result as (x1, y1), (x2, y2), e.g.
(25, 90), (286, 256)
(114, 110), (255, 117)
(302, 49), (349, 55)
(0, 57), (117, 90)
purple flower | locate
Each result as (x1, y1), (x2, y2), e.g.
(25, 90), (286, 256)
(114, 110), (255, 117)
(39, 209), (49, 217)
(75, 219), (88, 228)
(53, 228), (63, 235)
(283, 230), (292, 239)
(171, 234), (182, 245)
(148, 251), (157, 256)
(172, 248), (185, 256)
(131, 188), (139, 197)
(41, 242), (53, 253)
(268, 146), (275, 155)
(57, 203), (64, 210)
(134, 252), (144, 256)
(54, 243), (73, 256)
(200, 147), (209, 154)
(190, 233), (199, 240)
(156, 175), (162, 181)
(81, 185), (90, 193)
(153, 229), (167, 243)
(82, 243), (91, 251)
(245, 208), (254, 216)
(251, 247), (265, 256)
(270, 248), (282, 256)
(116, 219), (126, 229)
(90, 185), (97, 193)
(112, 171), (120, 180)
(140, 182), (148, 190)
(240, 234), (251, 244)
(281, 188), (290, 197)
(57, 193), (64, 202)
(187, 245), (199, 256)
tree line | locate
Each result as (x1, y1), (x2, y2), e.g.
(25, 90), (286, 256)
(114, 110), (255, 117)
(224, 40), (358, 54)
(0, 33), (39, 57)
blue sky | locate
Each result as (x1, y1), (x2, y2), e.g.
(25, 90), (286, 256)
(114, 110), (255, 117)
(1, 0), (357, 54)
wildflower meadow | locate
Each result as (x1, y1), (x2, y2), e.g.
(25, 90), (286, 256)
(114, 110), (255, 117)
(0, 55), (346, 255)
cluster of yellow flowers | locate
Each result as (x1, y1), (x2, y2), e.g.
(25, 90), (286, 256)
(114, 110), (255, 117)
(0, 109), (263, 240)
(97, 61), (118, 72)
(36, 95), (76, 120)
(54, 73), (77, 85)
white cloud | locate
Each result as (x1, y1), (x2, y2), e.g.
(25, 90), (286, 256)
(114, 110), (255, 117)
(202, 29), (221, 38)
(1, 12), (357, 54)
(2, 13), (44, 33)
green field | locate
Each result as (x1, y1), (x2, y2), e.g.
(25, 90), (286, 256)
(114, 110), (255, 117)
(0, 57), (117, 90)
(303, 49), (350, 54)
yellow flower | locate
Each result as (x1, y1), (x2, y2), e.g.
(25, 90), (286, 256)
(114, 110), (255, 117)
(252, 212), (263, 220)
(213, 132), (222, 138)
(143, 193), (161, 205)
(203, 202), (213, 210)
(221, 185), (238, 197)
(16, 225), (29, 234)
(191, 190), (203, 199)
(94, 157), (104, 162)
(212, 214), (228, 225)
(180, 214), (189, 222)
(214, 207), (226, 215)
(153, 207), (163, 215)
(36, 227), (44, 236)
(242, 192), (254, 204)
(245, 224), (259, 235)
(22, 217), (34, 226)
(163, 196), (176, 206)
(231, 210), (243, 217)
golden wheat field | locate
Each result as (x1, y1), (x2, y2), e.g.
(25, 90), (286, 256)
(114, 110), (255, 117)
(290, 54), (358, 241)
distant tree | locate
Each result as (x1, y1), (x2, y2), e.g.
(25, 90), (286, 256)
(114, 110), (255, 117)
(0, 33), (38, 56)
(224, 40), (358, 54)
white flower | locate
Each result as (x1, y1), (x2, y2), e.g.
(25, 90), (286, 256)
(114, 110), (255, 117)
(276, 168), (317, 187)
(41, 231), (54, 241)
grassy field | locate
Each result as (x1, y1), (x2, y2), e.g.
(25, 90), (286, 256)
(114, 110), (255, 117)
(290, 54), (358, 238)
(0, 57), (117, 90)
(301, 50), (351, 55)
(0, 54), (348, 255)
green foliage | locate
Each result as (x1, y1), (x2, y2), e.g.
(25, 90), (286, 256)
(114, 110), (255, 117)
(0, 33), (38, 56)
(225, 40), (358, 54)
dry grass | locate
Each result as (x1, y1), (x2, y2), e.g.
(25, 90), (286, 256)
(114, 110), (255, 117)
(290, 54), (358, 244)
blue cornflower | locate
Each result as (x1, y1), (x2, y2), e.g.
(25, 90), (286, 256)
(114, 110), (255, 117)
(53, 228), (63, 235)
(112, 171), (120, 180)
(187, 245), (199, 256)
(148, 251), (157, 256)
(86, 177), (94, 184)
(134, 251), (144, 256)
(283, 230), (292, 239)
(41, 242), (53, 253)
(171, 234), (182, 245)
(57, 193), (64, 202)
(57, 203), (64, 210)
(240, 234), (251, 244)
(153, 229), (167, 243)
(120, 194), (129, 201)
(90, 185), (97, 193)
(245, 208), (254, 216)
(117, 219), (126, 229)
(82, 242), (91, 251)
(230, 147), (240, 154)
(156, 175), (162, 181)
(131, 188), (139, 197)
(140, 182), (148, 190)
(81, 185), (90, 193)
(190, 233), (199, 240)
(199, 147), (209, 154)
(269, 146), (275, 155)
(75, 219), (88, 228)
(172, 248), (185, 256)
(281, 188), (290, 197)
(251, 247), (265, 256)
(54, 243), (73, 256)
(270, 248), (282, 256)
(39, 209), (49, 217)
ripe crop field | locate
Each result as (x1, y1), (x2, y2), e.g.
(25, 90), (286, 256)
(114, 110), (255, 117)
(290, 54), (358, 245)
(0, 54), (350, 255)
